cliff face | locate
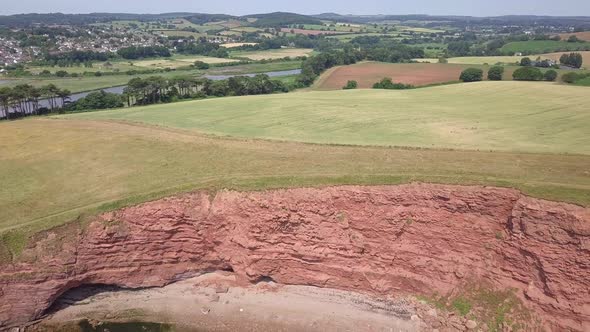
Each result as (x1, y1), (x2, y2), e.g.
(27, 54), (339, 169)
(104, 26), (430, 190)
(0, 184), (588, 331)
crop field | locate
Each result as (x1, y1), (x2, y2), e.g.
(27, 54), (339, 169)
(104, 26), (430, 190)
(133, 56), (238, 69)
(417, 56), (531, 65)
(314, 62), (471, 88)
(557, 31), (590, 41)
(230, 48), (314, 60)
(313, 62), (581, 89)
(152, 30), (205, 38)
(221, 42), (259, 48)
(280, 28), (347, 36)
(69, 82), (590, 155)
(501, 40), (590, 54)
(25, 61), (137, 74)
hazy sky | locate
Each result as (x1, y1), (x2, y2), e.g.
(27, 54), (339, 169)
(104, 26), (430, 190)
(2, 0), (590, 16)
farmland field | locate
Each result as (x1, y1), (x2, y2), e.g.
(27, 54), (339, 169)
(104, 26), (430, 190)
(133, 56), (238, 68)
(221, 42), (259, 48)
(557, 31), (590, 41)
(280, 28), (347, 35)
(313, 62), (580, 89)
(68, 82), (590, 155)
(416, 56), (531, 65)
(230, 48), (314, 60)
(501, 40), (590, 54)
(314, 62), (504, 89)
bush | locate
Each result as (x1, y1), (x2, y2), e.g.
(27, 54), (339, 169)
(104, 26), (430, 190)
(487, 66), (504, 81)
(520, 57), (532, 66)
(194, 61), (210, 70)
(372, 78), (414, 89)
(343, 80), (358, 89)
(459, 68), (483, 82)
(512, 67), (544, 81)
(544, 70), (558, 81)
(55, 70), (68, 77)
(561, 72), (579, 83)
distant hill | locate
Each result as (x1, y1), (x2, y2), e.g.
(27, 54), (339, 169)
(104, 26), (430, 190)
(245, 12), (323, 27)
(0, 12), (198, 27)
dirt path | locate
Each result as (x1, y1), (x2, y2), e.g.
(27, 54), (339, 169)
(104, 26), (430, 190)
(40, 272), (433, 332)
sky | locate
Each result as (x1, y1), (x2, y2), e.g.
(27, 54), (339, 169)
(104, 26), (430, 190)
(1, 0), (590, 16)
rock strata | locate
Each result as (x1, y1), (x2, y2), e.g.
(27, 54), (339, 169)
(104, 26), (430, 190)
(0, 184), (588, 331)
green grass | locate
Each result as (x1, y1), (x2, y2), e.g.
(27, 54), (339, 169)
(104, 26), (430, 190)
(68, 82), (590, 155)
(574, 76), (590, 86)
(1, 117), (589, 256)
(501, 40), (590, 54)
(417, 286), (536, 331)
(230, 48), (314, 60)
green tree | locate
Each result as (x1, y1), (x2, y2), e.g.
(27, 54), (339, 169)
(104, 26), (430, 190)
(194, 61), (210, 70)
(459, 68), (483, 82)
(544, 70), (558, 81)
(520, 57), (532, 66)
(512, 67), (544, 81)
(567, 35), (580, 43)
(487, 66), (504, 81)
(343, 80), (358, 89)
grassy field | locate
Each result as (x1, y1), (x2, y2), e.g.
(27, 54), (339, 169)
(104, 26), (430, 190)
(2, 118), (589, 257)
(68, 82), (590, 155)
(501, 40), (590, 54)
(417, 56), (530, 65)
(132, 56), (238, 69)
(230, 48), (314, 60)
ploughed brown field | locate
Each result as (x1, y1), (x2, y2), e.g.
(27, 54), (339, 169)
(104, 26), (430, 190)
(557, 31), (590, 41)
(313, 62), (513, 90)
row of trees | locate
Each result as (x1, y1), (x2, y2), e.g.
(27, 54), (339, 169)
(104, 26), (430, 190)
(0, 84), (71, 120)
(559, 53), (584, 68)
(121, 74), (289, 106)
(174, 41), (229, 58)
(117, 46), (171, 60)
(459, 67), (558, 83)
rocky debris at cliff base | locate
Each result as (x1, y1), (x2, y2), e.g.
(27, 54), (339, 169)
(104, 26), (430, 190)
(34, 272), (442, 332)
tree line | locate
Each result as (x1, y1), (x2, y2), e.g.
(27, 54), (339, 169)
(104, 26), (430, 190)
(0, 84), (71, 120)
(121, 74), (289, 106)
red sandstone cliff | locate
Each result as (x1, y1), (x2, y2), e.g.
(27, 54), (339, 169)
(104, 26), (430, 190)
(0, 184), (588, 331)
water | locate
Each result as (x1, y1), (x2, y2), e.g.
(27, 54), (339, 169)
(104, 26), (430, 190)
(1, 69), (301, 116)
(203, 69), (301, 80)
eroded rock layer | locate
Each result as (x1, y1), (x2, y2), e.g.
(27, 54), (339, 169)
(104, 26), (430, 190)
(0, 184), (589, 330)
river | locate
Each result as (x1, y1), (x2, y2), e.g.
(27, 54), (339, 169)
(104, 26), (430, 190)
(66, 69), (302, 103)
(0, 69), (302, 116)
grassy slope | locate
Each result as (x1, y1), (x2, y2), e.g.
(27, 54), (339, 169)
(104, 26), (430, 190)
(69, 82), (590, 155)
(1, 119), (589, 248)
(501, 40), (590, 53)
